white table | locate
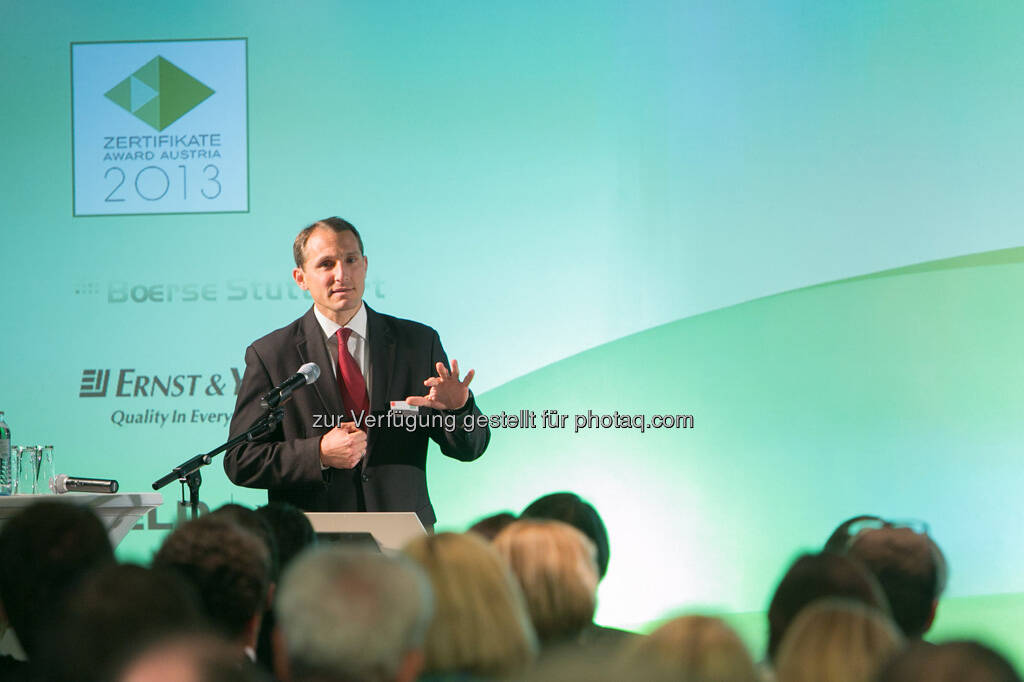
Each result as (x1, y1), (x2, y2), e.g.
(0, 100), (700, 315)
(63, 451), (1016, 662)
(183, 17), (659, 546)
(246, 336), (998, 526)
(0, 492), (163, 547)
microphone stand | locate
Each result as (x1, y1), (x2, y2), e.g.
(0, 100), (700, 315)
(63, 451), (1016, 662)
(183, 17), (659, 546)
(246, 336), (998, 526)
(152, 407), (285, 519)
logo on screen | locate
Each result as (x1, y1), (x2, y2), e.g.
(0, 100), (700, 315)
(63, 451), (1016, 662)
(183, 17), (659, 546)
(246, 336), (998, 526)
(80, 369), (111, 397)
(71, 38), (248, 216)
(76, 367), (242, 398)
(104, 56), (214, 131)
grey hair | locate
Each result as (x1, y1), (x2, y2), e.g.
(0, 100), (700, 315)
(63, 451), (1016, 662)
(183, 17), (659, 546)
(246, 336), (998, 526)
(276, 547), (433, 682)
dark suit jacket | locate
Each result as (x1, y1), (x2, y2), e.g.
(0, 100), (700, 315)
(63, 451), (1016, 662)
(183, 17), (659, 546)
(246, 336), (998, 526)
(223, 305), (489, 526)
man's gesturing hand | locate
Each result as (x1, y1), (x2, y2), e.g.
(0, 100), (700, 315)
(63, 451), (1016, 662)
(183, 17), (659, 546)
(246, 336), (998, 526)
(319, 422), (367, 469)
(405, 359), (475, 411)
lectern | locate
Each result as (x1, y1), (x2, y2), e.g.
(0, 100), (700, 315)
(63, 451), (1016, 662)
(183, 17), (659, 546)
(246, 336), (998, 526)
(304, 511), (427, 552)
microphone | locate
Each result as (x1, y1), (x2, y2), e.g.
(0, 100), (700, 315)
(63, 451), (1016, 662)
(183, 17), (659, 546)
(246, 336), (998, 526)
(260, 362), (320, 409)
(50, 474), (119, 494)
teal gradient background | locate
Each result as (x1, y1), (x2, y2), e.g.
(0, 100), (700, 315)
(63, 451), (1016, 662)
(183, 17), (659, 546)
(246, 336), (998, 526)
(3, 0), (1024, 664)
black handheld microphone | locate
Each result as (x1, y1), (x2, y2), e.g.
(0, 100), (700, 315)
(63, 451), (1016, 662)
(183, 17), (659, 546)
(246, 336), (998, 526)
(260, 363), (320, 409)
(50, 474), (119, 494)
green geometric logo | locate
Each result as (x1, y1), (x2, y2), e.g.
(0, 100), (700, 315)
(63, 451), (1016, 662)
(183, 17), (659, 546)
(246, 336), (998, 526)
(104, 56), (215, 131)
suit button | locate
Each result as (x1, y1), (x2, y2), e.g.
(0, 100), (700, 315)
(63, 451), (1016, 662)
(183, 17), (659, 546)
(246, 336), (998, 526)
(361, 473), (370, 482)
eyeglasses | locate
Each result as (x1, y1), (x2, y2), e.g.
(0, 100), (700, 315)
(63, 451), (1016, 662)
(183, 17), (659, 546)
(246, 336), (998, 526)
(845, 517), (930, 538)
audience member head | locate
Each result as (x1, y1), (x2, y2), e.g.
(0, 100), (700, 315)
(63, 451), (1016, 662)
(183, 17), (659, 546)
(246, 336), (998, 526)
(274, 547), (433, 682)
(493, 519), (599, 646)
(521, 492), (610, 580)
(467, 511), (517, 541)
(152, 516), (271, 649)
(774, 598), (903, 682)
(255, 503), (316, 572)
(251, 503), (316, 672)
(521, 646), (678, 682)
(117, 634), (269, 682)
(827, 516), (947, 639)
(824, 515), (884, 553)
(404, 532), (538, 678)
(0, 501), (114, 658)
(877, 640), (1023, 682)
(630, 615), (759, 682)
(766, 552), (889, 661)
(211, 503), (281, 581)
(41, 563), (208, 682)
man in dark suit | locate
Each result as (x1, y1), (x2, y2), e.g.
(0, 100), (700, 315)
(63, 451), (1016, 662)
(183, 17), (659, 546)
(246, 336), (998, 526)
(224, 217), (489, 527)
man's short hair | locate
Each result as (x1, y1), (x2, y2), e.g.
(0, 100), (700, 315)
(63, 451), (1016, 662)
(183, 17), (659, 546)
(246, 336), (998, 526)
(521, 492), (610, 579)
(847, 526), (945, 638)
(209, 503), (280, 581)
(766, 552), (890, 661)
(275, 547), (433, 682)
(152, 516), (271, 640)
(293, 216), (364, 267)
(825, 515), (947, 639)
(0, 501), (114, 657)
(255, 502), (316, 573)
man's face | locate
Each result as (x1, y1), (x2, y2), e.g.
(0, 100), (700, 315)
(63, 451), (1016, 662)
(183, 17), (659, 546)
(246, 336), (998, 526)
(293, 227), (367, 325)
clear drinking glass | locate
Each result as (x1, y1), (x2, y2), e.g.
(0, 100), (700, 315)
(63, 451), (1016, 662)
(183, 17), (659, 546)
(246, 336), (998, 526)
(17, 446), (39, 495)
(40, 445), (55, 494)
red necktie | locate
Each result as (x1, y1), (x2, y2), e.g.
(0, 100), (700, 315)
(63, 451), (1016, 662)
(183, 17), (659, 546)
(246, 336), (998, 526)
(337, 327), (369, 425)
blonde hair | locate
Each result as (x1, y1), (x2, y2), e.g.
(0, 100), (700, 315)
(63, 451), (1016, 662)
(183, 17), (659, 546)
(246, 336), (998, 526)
(493, 520), (599, 644)
(631, 615), (759, 682)
(403, 532), (537, 677)
(775, 598), (904, 682)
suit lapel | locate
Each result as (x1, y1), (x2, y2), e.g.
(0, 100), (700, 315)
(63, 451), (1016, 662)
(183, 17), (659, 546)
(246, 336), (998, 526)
(365, 305), (395, 468)
(298, 308), (344, 418)
(366, 304), (395, 414)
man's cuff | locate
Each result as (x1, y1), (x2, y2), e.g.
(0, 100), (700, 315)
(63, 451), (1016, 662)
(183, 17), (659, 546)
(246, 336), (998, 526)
(318, 433), (329, 470)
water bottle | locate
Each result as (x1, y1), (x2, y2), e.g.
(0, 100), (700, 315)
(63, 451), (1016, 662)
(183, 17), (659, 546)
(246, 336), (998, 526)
(0, 411), (11, 496)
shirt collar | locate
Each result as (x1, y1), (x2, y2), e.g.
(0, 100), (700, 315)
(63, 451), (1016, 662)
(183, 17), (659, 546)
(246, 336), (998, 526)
(313, 302), (367, 341)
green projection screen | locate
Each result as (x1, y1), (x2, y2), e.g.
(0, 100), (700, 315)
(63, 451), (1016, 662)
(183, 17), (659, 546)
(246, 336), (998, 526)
(3, 0), (1024, 664)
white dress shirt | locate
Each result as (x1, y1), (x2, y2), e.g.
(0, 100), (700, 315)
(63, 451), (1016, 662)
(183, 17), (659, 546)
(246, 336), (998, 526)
(312, 302), (372, 404)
